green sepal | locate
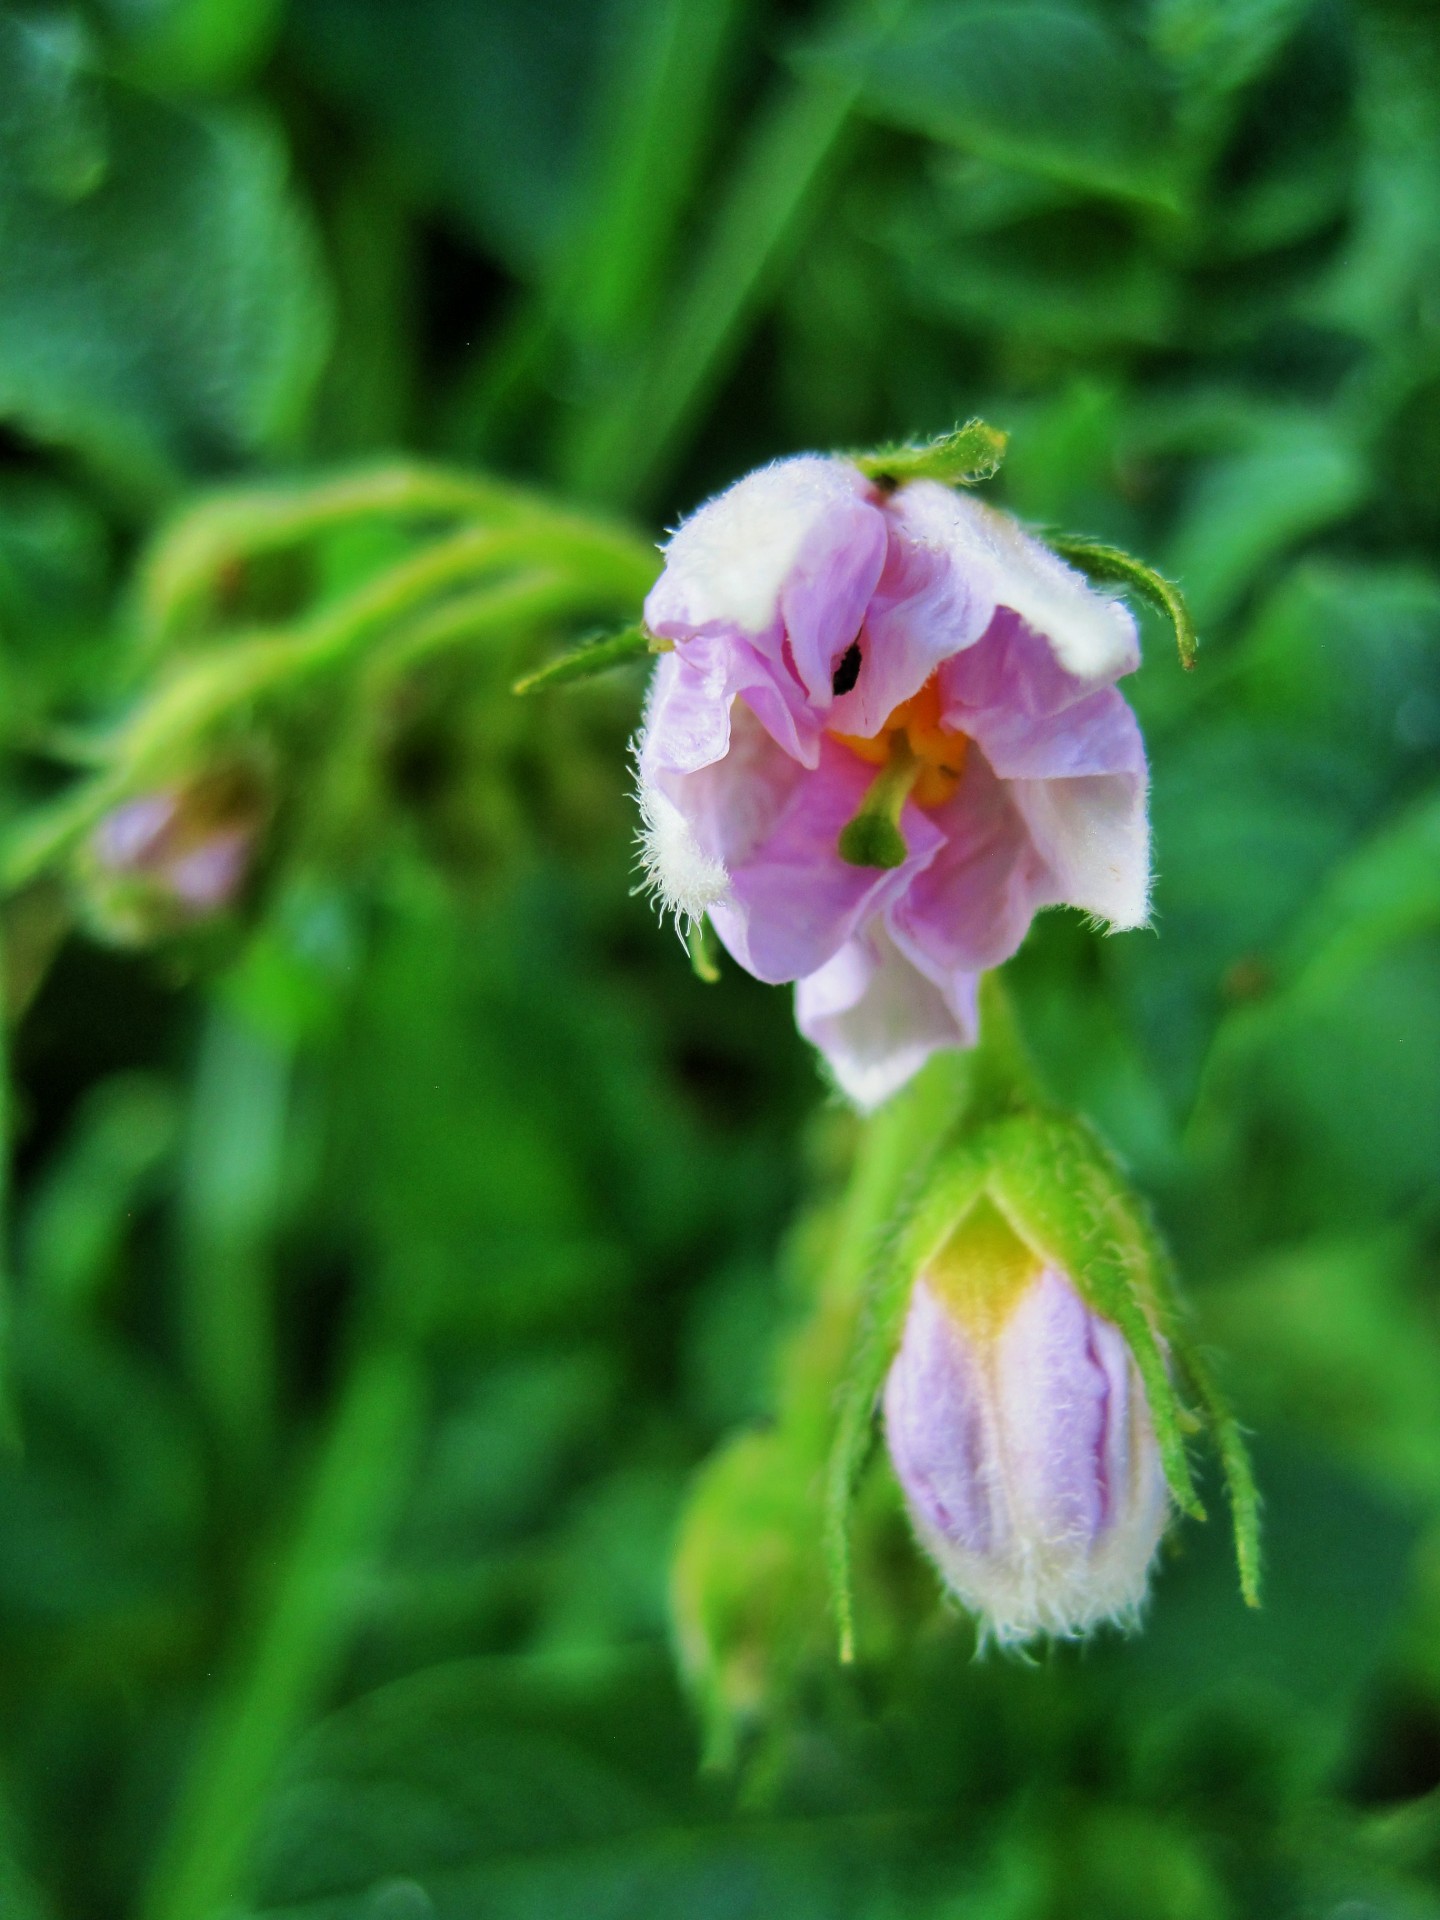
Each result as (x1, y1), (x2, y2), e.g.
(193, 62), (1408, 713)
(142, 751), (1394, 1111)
(824, 1140), (988, 1662)
(511, 621), (661, 695)
(981, 1110), (1204, 1522)
(854, 419), (1008, 491)
(688, 916), (722, 983)
(1046, 533), (1199, 672)
(1174, 1341), (1262, 1608)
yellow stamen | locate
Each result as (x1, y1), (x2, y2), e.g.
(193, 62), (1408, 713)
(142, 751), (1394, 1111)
(833, 676), (968, 810)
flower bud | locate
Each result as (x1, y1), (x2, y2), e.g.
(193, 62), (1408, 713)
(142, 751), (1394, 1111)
(882, 1198), (1169, 1644)
(81, 767), (261, 942)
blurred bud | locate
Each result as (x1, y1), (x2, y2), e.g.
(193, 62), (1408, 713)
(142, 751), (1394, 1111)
(82, 767), (263, 942)
(882, 1197), (1169, 1644)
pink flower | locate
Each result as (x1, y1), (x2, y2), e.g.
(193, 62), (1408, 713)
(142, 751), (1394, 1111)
(635, 457), (1149, 1106)
(883, 1204), (1169, 1643)
(94, 793), (252, 913)
(86, 769), (261, 941)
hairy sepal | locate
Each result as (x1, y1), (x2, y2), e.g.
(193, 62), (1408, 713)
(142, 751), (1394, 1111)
(513, 621), (661, 694)
(853, 419), (1008, 491)
(1046, 533), (1199, 671)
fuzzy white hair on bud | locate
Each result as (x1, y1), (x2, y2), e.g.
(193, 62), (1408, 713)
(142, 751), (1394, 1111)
(633, 774), (731, 933)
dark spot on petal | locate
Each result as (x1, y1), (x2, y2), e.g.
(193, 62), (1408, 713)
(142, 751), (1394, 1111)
(832, 639), (862, 696)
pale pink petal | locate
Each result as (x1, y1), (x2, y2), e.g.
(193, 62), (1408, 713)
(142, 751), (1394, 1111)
(640, 632), (821, 777)
(883, 1278), (993, 1552)
(884, 1265), (1170, 1643)
(644, 455), (888, 712)
(1008, 771), (1151, 929)
(647, 702), (804, 873)
(993, 1269), (1115, 1544)
(94, 793), (179, 870)
(938, 610), (1146, 779)
(166, 831), (251, 911)
(929, 612), (1152, 932)
(924, 489), (1140, 683)
(828, 482), (999, 737)
(889, 753), (1052, 976)
(709, 738), (946, 984)
(795, 920), (978, 1110)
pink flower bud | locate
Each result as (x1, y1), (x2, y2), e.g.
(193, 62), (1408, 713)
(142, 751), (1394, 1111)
(85, 770), (261, 941)
(882, 1203), (1169, 1643)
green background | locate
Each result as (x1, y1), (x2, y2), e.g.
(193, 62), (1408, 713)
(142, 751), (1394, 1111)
(1, 0), (1439, 1914)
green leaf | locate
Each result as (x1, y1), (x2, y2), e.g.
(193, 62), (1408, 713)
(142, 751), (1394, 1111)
(290, 0), (627, 281)
(1162, 419), (1369, 629)
(98, 0), (286, 94)
(550, 0), (871, 509)
(822, 0), (1180, 211)
(853, 417), (1008, 489)
(0, 21), (331, 491)
(1047, 532), (1200, 670)
(512, 622), (657, 694)
(1151, 0), (1316, 112)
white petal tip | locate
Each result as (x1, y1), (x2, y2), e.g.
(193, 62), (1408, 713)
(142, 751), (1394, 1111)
(634, 779), (731, 930)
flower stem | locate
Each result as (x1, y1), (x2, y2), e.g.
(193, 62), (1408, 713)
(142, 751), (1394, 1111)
(140, 1341), (425, 1920)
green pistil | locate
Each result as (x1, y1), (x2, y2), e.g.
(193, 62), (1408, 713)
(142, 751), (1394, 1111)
(838, 735), (922, 869)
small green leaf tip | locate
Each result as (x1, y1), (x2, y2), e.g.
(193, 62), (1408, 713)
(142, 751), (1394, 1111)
(512, 621), (659, 695)
(1180, 1343), (1263, 1608)
(854, 419), (1008, 491)
(688, 915), (721, 983)
(1047, 534), (1199, 672)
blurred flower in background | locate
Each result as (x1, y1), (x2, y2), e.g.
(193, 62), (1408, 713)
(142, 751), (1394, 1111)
(83, 769), (263, 942)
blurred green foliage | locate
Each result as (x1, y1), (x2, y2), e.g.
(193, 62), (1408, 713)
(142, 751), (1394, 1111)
(0, 0), (1439, 1915)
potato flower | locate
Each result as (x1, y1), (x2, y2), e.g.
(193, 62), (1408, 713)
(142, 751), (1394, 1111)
(635, 456), (1149, 1105)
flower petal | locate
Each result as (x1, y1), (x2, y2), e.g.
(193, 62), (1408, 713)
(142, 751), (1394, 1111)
(963, 493), (1140, 683)
(795, 919), (978, 1109)
(644, 455), (888, 709)
(938, 609), (1147, 779)
(707, 736), (946, 984)
(828, 482), (999, 737)
(1008, 770), (1151, 929)
(889, 753), (1052, 976)
(640, 632), (821, 777)
(848, 483), (1139, 688)
(883, 1278), (994, 1553)
(993, 1271), (1169, 1630)
(886, 1266), (1170, 1643)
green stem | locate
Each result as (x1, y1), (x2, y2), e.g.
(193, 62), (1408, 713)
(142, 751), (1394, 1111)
(179, 1004), (290, 1474)
(778, 1048), (975, 1453)
(965, 973), (1046, 1123)
(0, 937), (15, 1449)
(1, 529), (658, 895)
(295, 519), (653, 673)
(141, 1343), (426, 1920)
(139, 462), (534, 644)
